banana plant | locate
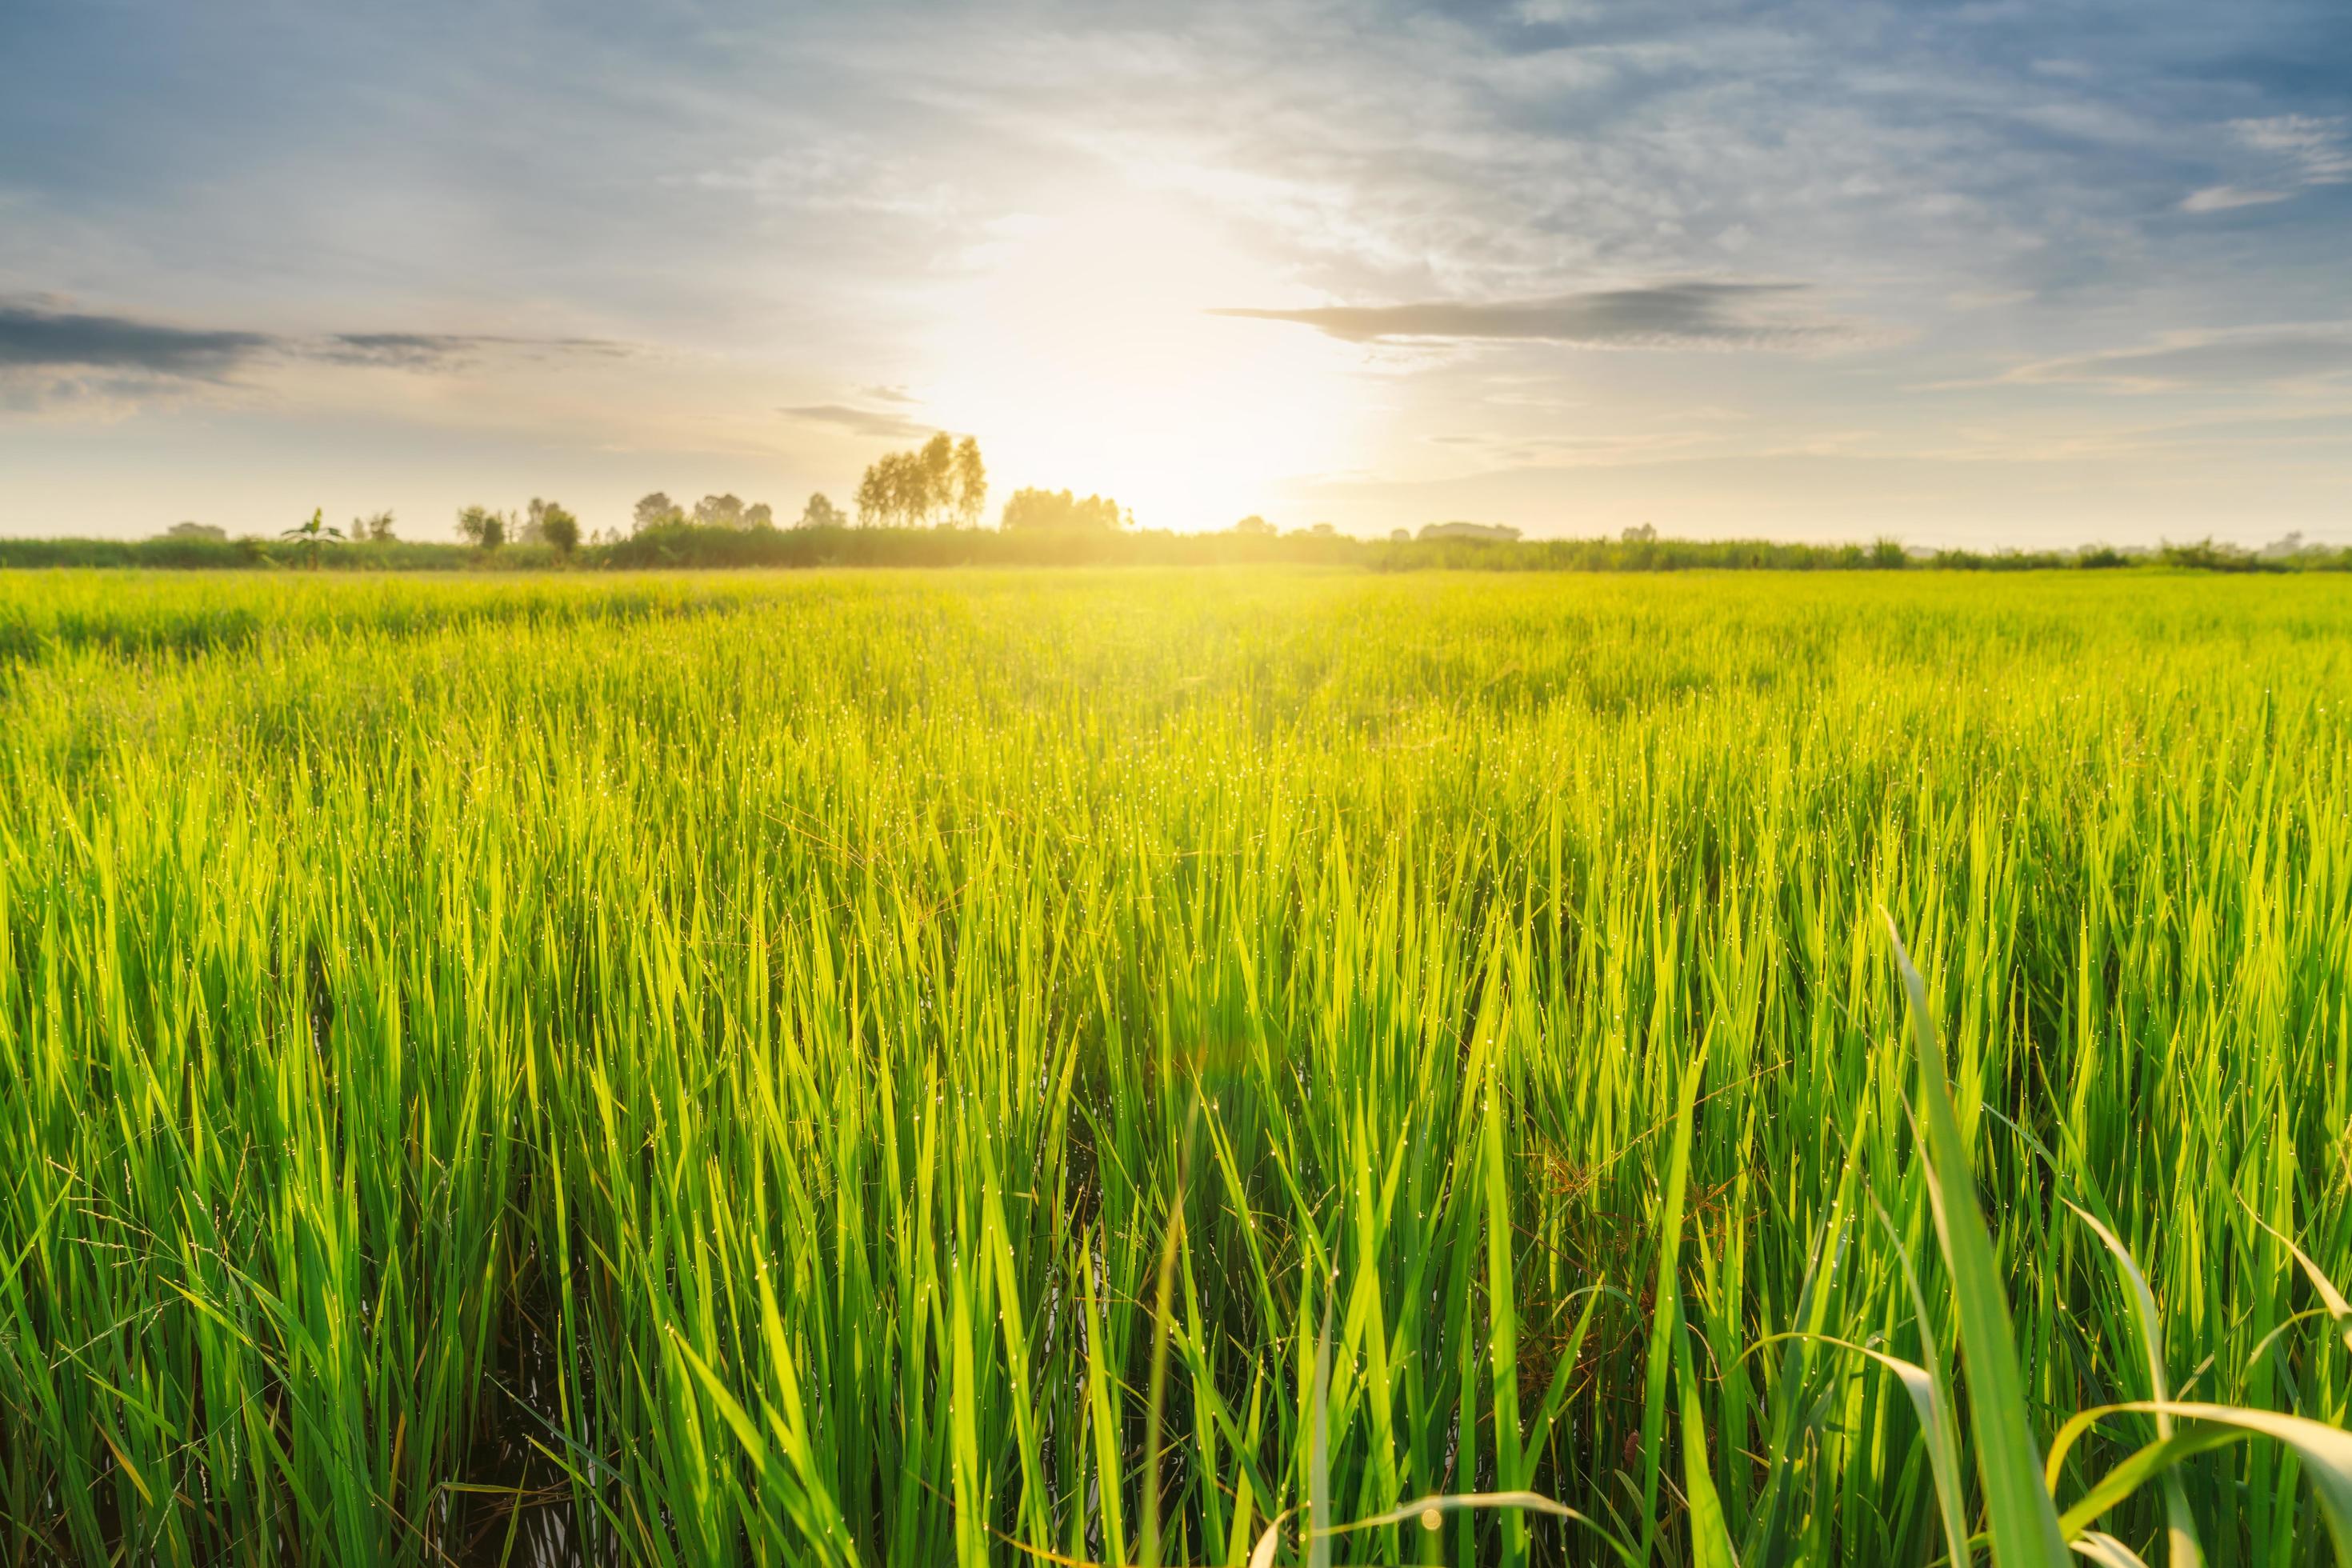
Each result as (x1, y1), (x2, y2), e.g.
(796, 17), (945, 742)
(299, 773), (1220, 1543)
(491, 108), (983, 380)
(279, 506), (344, 570)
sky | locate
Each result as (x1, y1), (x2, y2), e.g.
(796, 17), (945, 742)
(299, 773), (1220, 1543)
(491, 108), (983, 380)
(2, 0), (2349, 547)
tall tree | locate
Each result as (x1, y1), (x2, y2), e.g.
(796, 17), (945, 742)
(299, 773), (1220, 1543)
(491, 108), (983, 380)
(854, 435), (988, 527)
(951, 437), (987, 528)
(916, 434), (955, 525)
(854, 464), (890, 527)
(693, 494), (746, 529)
(856, 451), (924, 526)
(799, 493), (846, 530)
(633, 492), (682, 533)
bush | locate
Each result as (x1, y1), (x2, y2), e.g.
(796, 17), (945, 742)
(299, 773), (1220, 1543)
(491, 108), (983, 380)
(2159, 537), (2270, 572)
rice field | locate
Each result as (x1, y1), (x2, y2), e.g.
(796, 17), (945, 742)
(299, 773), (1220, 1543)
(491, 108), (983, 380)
(3, 566), (2350, 1566)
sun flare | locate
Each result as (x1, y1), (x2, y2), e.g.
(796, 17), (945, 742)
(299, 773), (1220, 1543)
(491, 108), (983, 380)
(921, 200), (1362, 530)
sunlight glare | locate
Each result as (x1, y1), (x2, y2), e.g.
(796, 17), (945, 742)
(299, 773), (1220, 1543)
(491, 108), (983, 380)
(922, 200), (1358, 532)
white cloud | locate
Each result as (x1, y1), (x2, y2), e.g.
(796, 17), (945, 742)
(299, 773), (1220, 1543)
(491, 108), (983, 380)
(2180, 186), (2292, 213)
(2229, 115), (2352, 185)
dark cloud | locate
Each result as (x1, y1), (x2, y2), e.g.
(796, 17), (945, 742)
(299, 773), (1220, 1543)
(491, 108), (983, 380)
(0, 303), (635, 381)
(320, 332), (634, 370)
(779, 403), (934, 438)
(1209, 283), (1854, 349)
(0, 303), (272, 376)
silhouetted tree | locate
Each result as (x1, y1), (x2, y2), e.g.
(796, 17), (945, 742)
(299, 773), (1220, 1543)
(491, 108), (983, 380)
(799, 493), (847, 530)
(1233, 514), (1275, 536)
(357, 510), (396, 542)
(166, 521), (226, 542)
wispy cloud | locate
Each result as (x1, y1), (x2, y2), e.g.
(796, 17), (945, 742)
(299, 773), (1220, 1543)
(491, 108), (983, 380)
(2179, 186), (2291, 214)
(319, 333), (633, 370)
(2230, 115), (2352, 186)
(1209, 283), (1860, 350)
(1995, 326), (2352, 392)
(2184, 116), (2352, 213)
(778, 402), (934, 439)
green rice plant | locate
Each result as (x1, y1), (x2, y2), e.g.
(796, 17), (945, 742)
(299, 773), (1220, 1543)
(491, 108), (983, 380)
(1, 568), (2348, 1565)
(1880, 914), (2352, 1566)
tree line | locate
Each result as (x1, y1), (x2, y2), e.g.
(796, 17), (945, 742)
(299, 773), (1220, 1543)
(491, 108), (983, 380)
(59, 427), (2348, 570)
(22, 520), (2351, 574)
(154, 435), (1134, 559)
(624, 435), (1132, 539)
(174, 499), (590, 566)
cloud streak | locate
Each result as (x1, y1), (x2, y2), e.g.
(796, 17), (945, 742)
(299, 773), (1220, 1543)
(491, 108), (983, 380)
(778, 402), (935, 439)
(2230, 115), (2352, 186)
(0, 303), (632, 378)
(1997, 326), (2352, 392)
(320, 333), (634, 370)
(2179, 186), (2290, 214)
(1209, 283), (1858, 350)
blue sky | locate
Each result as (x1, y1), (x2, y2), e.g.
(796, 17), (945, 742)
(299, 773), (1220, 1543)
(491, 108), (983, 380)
(2, 0), (2348, 544)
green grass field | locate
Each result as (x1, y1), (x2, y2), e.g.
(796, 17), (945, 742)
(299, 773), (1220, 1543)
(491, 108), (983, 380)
(5, 567), (2351, 1566)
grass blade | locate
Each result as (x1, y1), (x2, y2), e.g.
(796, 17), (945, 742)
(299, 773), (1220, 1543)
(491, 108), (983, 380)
(1882, 910), (2070, 1568)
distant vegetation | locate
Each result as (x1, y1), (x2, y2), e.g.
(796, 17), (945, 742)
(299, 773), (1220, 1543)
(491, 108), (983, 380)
(2, 434), (2343, 574)
(1000, 486), (1129, 534)
(5, 522), (2345, 574)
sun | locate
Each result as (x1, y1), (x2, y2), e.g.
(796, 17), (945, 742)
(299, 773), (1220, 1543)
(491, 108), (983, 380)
(919, 198), (1362, 532)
